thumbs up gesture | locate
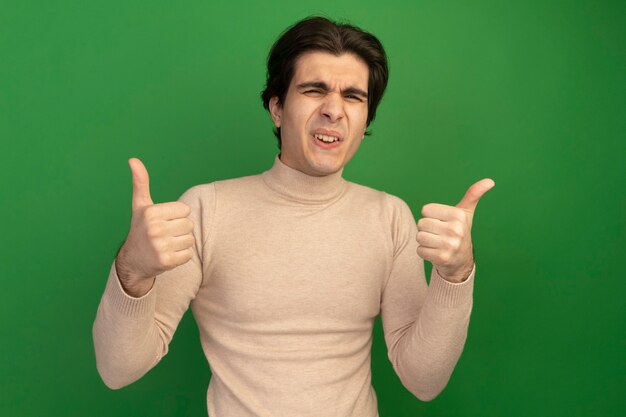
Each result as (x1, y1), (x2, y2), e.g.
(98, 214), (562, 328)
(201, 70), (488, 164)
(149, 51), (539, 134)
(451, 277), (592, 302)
(416, 179), (495, 283)
(115, 158), (195, 297)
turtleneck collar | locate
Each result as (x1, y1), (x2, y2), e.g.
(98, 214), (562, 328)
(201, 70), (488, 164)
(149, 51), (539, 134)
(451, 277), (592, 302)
(261, 155), (347, 204)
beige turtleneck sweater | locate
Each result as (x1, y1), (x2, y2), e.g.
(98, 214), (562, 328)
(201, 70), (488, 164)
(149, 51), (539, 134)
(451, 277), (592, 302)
(93, 155), (474, 417)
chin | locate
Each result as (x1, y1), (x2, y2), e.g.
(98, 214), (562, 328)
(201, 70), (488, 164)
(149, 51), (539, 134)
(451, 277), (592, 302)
(309, 159), (343, 176)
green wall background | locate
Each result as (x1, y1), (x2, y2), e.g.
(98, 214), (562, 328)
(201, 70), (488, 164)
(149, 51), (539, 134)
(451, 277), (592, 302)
(1, 1), (624, 416)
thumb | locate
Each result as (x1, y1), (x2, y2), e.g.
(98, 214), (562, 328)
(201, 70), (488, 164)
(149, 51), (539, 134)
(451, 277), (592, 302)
(456, 178), (495, 212)
(129, 157), (154, 210)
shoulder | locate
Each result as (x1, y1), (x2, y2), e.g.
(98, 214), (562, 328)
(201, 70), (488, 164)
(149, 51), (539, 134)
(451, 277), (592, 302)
(346, 180), (414, 219)
(174, 174), (263, 244)
(177, 173), (262, 203)
(346, 181), (416, 247)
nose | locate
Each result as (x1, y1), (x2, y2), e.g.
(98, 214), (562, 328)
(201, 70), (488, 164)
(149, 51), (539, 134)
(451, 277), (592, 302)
(320, 93), (345, 123)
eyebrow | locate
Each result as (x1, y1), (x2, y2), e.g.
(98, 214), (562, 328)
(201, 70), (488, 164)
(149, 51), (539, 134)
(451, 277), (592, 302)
(296, 81), (368, 99)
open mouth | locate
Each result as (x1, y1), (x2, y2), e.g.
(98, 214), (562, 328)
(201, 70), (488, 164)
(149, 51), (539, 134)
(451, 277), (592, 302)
(314, 133), (340, 144)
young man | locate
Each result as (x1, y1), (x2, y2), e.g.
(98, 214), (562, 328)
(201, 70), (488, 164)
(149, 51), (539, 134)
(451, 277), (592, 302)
(93, 16), (494, 417)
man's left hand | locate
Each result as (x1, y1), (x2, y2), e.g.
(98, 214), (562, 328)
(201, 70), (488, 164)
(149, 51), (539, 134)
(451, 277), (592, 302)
(416, 179), (495, 283)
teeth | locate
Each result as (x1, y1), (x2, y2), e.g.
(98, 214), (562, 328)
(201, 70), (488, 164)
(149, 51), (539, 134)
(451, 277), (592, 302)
(315, 134), (339, 143)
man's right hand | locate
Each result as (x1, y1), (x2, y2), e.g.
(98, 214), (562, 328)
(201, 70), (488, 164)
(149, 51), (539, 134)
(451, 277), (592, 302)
(115, 158), (195, 297)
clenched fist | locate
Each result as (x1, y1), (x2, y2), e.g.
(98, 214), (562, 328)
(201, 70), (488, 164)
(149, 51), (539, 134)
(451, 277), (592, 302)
(416, 179), (495, 283)
(115, 158), (195, 297)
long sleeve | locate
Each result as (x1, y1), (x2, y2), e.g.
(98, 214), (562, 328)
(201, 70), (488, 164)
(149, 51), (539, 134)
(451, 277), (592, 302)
(92, 184), (214, 389)
(380, 195), (474, 401)
(92, 156), (477, 415)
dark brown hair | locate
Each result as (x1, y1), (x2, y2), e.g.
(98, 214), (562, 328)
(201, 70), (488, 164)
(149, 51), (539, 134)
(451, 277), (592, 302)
(261, 16), (389, 148)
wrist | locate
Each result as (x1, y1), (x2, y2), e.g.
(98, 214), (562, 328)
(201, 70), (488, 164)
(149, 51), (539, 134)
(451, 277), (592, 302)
(115, 256), (155, 298)
(121, 277), (156, 298)
(437, 263), (474, 284)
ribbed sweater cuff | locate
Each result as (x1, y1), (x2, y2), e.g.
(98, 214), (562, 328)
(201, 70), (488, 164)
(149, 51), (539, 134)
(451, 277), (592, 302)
(427, 265), (475, 307)
(104, 260), (156, 318)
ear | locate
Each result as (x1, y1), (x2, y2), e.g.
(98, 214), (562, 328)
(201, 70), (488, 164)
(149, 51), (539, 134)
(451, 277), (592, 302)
(269, 96), (282, 128)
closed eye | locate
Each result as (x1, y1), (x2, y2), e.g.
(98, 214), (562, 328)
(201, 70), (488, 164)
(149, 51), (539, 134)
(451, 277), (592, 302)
(345, 94), (364, 102)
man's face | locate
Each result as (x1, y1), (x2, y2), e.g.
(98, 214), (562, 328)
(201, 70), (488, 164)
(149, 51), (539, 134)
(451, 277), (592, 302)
(269, 51), (369, 177)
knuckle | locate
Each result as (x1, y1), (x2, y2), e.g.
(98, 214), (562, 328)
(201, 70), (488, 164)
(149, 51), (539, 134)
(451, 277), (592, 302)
(146, 224), (163, 239)
(448, 222), (463, 237)
(438, 252), (451, 264)
(179, 202), (192, 216)
(447, 237), (461, 251)
(143, 206), (158, 220)
(153, 237), (168, 252)
(157, 252), (172, 268)
(179, 250), (192, 266)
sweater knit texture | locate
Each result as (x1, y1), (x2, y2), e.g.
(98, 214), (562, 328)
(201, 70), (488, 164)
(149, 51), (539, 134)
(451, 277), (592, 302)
(93, 155), (474, 417)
